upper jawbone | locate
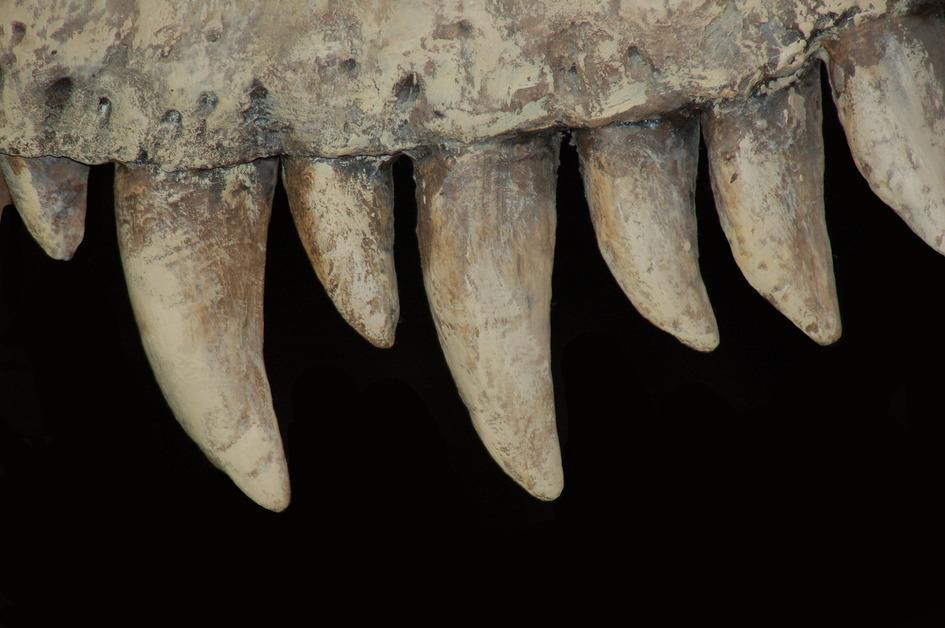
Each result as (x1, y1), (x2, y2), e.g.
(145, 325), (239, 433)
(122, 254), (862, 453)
(0, 0), (924, 170)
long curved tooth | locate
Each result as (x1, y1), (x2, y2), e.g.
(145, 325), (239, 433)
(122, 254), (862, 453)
(576, 117), (718, 352)
(0, 155), (89, 260)
(702, 64), (841, 345)
(282, 156), (399, 347)
(413, 135), (563, 500)
(824, 14), (945, 254)
(114, 160), (290, 511)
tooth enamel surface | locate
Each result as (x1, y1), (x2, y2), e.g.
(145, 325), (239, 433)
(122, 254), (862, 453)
(576, 117), (718, 352)
(282, 156), (399, 348)
(0, 1), (901, 169)
(0, 156), (89, 260)
(414, 134), (563, 500)
(114, 159), (290, 512)
(0, 175), (10, 219)
(703, 63), (841, 345)
(825, 14), (945, 255)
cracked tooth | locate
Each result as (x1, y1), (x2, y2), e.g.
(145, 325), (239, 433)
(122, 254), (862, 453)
(282, 156), (399, 347)
(825, 14), (945, 254)
(703, 64), (841, 345)
(0, 155), (89, 260)
(576, 117), (718, 352)
(414, 134), (563, 500)
(114, 159), (290, 512)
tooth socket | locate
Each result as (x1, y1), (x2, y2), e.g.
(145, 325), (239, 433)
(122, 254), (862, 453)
(413, 134), (564, 500)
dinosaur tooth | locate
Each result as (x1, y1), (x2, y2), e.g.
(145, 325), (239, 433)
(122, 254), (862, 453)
(702, 63), (841, 346)
(282, 156), (399, 348)
(0, 175), (10, 220)
(825, 14), (945, 255)
(113, 159), (290, 512)
(576, 117), (718, 352)
(413, 134), (564, 500)
(0, 156), (89, 260)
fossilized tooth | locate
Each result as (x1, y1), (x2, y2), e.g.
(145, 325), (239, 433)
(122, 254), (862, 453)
(113, 159), (290, 511)
(282, 156), (399, 348)
(0, 175), (10, 219)
(824, 13), (945, 254)
(0, 156), (89, 260)
(702, 63), (841, 346)
(413, 134), (563, 500)
(575, 117), (718, 352)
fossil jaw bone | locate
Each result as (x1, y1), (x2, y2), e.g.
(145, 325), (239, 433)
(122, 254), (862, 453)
(0, 2), (943, 509)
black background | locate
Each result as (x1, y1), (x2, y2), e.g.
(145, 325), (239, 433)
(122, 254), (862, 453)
(1, 74), (943, 620)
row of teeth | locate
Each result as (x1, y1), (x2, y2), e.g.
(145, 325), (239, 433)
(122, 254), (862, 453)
(1, 15), (943, 510)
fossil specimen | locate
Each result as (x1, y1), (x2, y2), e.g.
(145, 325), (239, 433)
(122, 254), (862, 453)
(0, 1), (943, 511)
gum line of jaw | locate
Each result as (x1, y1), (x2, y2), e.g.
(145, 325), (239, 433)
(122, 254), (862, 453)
(0, 8), (943, 510)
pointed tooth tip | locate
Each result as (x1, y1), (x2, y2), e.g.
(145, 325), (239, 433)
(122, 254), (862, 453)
(350, 301), (399, 348)
(223, 453), (292, 512)
(806, 317), (842, 347)
(481, 430), (564, 501)
(681, 331), (720, 353)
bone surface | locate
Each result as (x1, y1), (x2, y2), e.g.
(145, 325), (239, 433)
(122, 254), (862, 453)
(282, 156), (399, 347)
(0, 1), (912, 170)
(703, 63), (841, 345)
(0, 156), (89, 260)
(0, 175), (10, 219)
(414, 134), (563, 500)
(825, 13), (945, 254)
(114, 159), (290, 511)
(576, 117), (718, 352)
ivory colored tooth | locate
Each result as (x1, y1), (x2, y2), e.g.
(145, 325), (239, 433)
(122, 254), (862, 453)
(576, 118), (718, 352)
(414, 134), (563, 500)
(282, 156), (399, 348)
(0, 155), (88, 260)
(114, 160), (290, 512)
(825, 15), (945, 254)
(703, 64), (841, 345)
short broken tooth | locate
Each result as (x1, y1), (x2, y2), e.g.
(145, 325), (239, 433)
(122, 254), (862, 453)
(702, 63), (841, 345)
(576, 117), (719, 352)
(824, 14), (945, 254)
(0, 155), (89, 260)
(114, 159), (290, 512)
(282, 156), (399, 348)
(414, 134), (564, 500)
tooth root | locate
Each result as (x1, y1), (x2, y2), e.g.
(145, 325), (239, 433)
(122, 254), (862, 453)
(0, 155), (88, 260)
(414, 135), (564, 500)
(114, 160), (290, 512)
(825, 15), (945, 254)
(282, 156), (399, 348)
(703, 64), (841, 345)
(576, 118), (719, 352)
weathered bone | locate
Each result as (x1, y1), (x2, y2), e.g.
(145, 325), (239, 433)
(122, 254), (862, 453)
(282, 156), (399, 348)
(414, 134), (563, 500)
(825, 13), (945, 254)
(114, 159), (290, 511)
(576, 117), (718, 352)
(0, 156), (89, 260)
(0, 1), (911, 169)
(703, 63), (841, 345)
